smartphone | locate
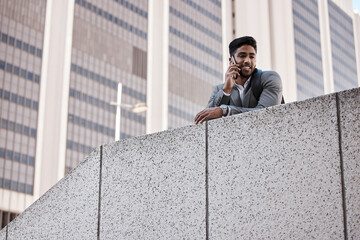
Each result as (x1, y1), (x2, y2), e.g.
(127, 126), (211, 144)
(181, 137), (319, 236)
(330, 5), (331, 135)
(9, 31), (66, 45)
(230, 55), (237, 65)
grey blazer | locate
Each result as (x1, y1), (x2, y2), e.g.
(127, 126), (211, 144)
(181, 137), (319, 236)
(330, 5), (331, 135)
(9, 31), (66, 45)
(206, 69), (282, 115)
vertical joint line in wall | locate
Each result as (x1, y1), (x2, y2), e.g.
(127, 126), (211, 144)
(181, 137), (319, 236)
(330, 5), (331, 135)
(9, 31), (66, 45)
(6, 225), (8, 239)
(336, 93), (348, 240)
(97, 145), (103, 240)
(205, 121), (209, 240)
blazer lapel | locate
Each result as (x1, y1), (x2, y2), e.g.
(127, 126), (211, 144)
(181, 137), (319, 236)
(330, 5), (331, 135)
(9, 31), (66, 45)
(230, 86), (242, 107)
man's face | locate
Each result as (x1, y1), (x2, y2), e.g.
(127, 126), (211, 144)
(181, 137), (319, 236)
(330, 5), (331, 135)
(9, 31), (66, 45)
(230, 45), (256, 78)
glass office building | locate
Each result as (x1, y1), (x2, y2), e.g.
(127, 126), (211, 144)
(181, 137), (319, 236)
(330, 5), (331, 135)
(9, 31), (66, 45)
(292, 0), (324, 100)
(328, 0), (358, 91)
(0, 0), (46, 196)
(167, 0), (222, 129)
(66, 0), (148, 172)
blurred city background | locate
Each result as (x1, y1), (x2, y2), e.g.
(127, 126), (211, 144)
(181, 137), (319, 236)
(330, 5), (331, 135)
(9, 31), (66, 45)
(1, 0), (360, 228)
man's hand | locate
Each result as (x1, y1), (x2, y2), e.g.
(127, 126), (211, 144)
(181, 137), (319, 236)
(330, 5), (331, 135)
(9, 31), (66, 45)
(223, 64), (240, 94)
(194, 107), (222, 124)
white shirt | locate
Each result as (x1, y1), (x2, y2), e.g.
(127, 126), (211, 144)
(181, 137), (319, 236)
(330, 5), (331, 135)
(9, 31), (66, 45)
(222, 76), (252, 116)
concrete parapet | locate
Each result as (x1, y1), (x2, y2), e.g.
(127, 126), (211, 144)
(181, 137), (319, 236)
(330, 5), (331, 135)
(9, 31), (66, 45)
(1, 88), (359, 239)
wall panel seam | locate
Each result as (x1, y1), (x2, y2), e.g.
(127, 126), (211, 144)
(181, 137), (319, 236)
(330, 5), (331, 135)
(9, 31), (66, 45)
(97, 145), (103, 240)
(336, 93), (348, 240)
(205, 122), (209, 240)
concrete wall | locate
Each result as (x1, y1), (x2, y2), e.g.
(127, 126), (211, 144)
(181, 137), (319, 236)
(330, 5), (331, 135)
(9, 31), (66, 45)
(1, 88), (360, 239)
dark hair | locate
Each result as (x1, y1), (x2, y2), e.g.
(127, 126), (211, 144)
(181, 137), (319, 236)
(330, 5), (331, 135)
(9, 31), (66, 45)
(229, 36), (257, 56)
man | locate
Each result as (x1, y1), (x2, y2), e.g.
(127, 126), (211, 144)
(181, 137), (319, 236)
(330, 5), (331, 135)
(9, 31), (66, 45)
(194, 36), (283, 124)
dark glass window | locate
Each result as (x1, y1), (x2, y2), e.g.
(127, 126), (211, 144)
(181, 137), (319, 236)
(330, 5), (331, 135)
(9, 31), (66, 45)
(21, 155), (27, 164)
(32, 101), (38, 110)
(25, 99), (31, 108)
(6, 150), (13, 160)
(0, 148), (5, 158)
(11, 94), (17, 103)
(0, 60), (5, 69)
(1, 33), (8, 43)
(15, 123), (22, 133)
(21, 69), (27, 78)
(29, 46), (36, 54)
(36, 49), (42, 57)
(13, 152), (20, 162)
(28, 156), (35, 165)
(13, 66), (20, 75)
(23, 126), (29, 135)
(16, 40), (22, 48)
(27, 72), (33, 81)
(22, 43), (29, 51)
(31, 128), (36, 137)
(8, 36), (15, 46)
(6, 63), (13, 72)
(34, 75), (40, 83)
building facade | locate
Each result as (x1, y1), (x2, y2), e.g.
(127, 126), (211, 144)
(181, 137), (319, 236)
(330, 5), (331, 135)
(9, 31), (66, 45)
(1, 0), (359, 228)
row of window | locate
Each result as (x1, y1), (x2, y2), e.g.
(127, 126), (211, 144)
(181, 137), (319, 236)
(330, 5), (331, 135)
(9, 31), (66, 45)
(76, 0), (147, 39)
(66, 139), (94, 154)
(169, 26), (222, 61)
(181, 0), (221, 24)
(295, 53), (323, 76)
(1, 118), (37, 138)
(332, 51), (358, 75)
(0, 89), (39, 110)
(0, 147), (35, 166)
(330, 38), (356, 62)
(0, 31), (42, 58)
(169, 46), (222, 79)
(332, 64), (358, 87)
(69, 88), (116, 113)
(0, 177), (33, 195)
(69, 88), (146, 124)
(209, 0), (221, 7)
(168, 105), (194, 122)
(329, 25), (356, 53)
(293, 9), (319, 33)
(170, 6), (221, 43)
(121, 108), (146, 125)
(328, 0), (353, 36)
(296, 68), (324, 90)
(294, 24), (321, 47)
(68, 113), (115, 137)
(0, 60), (40, 83)
(71, 63), (146, 102)
(294, 39), (322, 61)
(113, 0), (147, 18)
(293, 0), (318, 20)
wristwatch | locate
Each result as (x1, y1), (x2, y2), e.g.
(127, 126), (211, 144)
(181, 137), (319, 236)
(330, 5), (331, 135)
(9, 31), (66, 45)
(220, 105), (228, 116)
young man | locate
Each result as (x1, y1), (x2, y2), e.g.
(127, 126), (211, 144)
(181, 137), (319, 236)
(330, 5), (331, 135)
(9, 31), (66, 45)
(194, 36), (283, 124)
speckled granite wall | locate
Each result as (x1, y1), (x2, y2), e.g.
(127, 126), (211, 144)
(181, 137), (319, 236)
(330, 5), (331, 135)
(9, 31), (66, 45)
(207, 93), (345, 239)
(1, 88), (359, 239)
(338, 88), (360, 239)
(2, 148), (101, 240)
(99, 125), (206, 239)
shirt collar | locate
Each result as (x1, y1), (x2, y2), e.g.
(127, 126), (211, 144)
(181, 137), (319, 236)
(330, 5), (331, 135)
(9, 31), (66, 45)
(235, 76), (252, 89)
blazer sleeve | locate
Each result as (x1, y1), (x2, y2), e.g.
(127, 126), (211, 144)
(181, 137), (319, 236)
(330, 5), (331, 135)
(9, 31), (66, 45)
(206, 84), (231, 108)
(228, 71), (282, 115)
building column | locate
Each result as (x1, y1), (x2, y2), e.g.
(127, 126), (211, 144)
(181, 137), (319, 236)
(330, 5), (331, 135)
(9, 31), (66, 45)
(268, 0), (297, 102)
(34, 0), (75, 199)
(318, 0), (334, 94)
(353, 12), (360, 85)
(233, 0), (272, 70)
(146, 0), (169, 134)
(221, 0), (233, 77)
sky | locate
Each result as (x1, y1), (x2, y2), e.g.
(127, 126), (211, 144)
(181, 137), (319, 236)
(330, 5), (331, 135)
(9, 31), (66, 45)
(354, 0), (360, 12)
